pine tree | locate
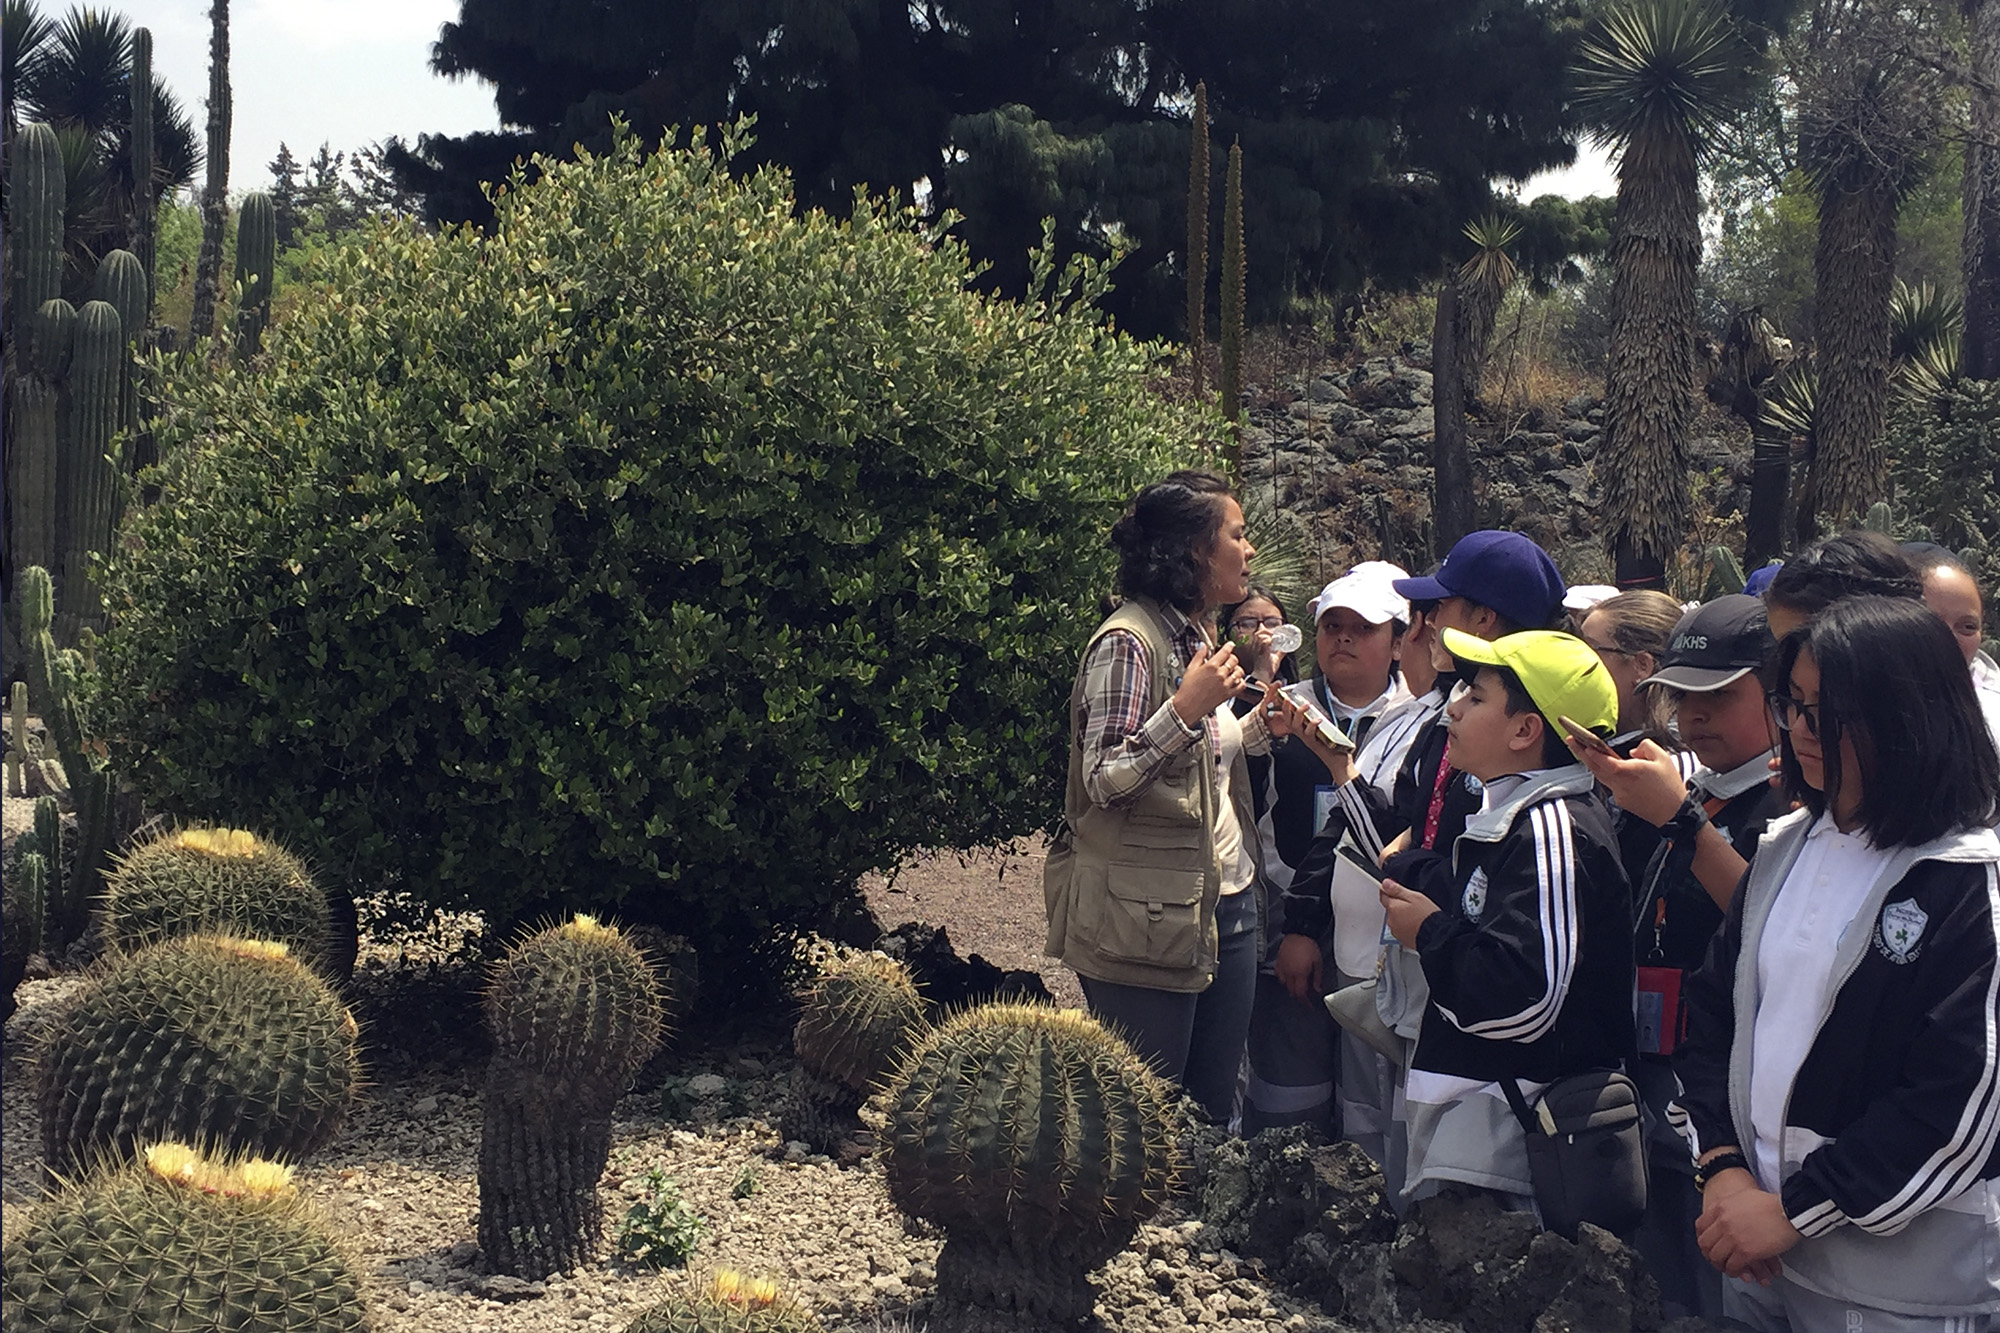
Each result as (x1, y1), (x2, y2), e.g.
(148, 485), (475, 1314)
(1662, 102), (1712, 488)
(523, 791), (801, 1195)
(267, 142), (303, 249)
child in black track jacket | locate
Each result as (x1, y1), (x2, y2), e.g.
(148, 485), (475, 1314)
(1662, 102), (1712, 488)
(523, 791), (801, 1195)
(1377, 629), (1634, 1209)
(1672, 597), (2000, 1327)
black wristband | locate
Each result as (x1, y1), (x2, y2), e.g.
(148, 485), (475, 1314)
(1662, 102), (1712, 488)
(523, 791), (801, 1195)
(1658, 795), (1710, 842)
(1693, 1150), (1751, 1189)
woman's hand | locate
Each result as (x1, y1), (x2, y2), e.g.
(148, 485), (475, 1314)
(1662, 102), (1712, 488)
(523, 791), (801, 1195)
(1695, 1169), (1799, 1284)
(1378, 877), (1439, 949)
(1173, 642), (1246, 726)
(1259, 682), (1307, 738)
(1564, 736), (1688, 827)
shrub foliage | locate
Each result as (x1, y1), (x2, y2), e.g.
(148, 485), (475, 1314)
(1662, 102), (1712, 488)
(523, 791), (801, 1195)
(99, 126), (1208, 950)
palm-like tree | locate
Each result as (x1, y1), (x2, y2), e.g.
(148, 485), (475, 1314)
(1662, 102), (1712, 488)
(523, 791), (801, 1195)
(1793, 0), (1942, 537)
(1456, 214), (1520, 405)
(1574, 0), (1753, 587)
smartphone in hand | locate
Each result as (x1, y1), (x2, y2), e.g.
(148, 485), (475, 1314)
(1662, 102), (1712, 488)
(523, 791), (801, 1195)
(1558, 714), (1618, 759)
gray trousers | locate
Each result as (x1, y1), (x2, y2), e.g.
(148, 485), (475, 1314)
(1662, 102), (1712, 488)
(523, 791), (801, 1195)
(1081, 887), (1260, 1126)
(1241, 953), (1392, 1165)
(1724, 1273), (1992, 1333)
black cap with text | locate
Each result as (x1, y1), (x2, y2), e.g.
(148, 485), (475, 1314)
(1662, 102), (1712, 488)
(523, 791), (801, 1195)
(1639, 594), (1772, 692)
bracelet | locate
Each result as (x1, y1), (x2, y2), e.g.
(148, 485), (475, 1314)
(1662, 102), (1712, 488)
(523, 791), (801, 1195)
(1693, 1150), (1751, 1189)
(1658, 796), (1710, 842)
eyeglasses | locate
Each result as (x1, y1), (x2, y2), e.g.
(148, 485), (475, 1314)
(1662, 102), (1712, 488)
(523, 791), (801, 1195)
(1230, 615), (1285, 633)
(1766, 692), (1823, 737)
(1584, 641), (1641, 658)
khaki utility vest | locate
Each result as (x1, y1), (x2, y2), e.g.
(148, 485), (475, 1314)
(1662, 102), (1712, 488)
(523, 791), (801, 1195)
(1043, 597), (1256, 992)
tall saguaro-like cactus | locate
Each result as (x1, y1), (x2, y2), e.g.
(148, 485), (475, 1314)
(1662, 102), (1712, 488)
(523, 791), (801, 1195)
(95, 251), (150, 520)
(235, 192), (277, 357)
(130, 28), (158, 303)
(190, 0), (232, 343)
(11, 124), (66, 325)
(1219, 138), (1247, 471)
(62, 301), (126, 641)
(1185, 81), (1210, 397)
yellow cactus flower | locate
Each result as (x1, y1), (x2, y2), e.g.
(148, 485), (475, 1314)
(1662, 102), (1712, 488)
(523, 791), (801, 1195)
(747, 1277), (780, 1308)
(144, 1142), (202, 1185)
(209, 937), (293, 963)
(174, 827), (263, 857)
(710, 1269), (746, 1303)
(562, 914), (612, 939)
(235, 1159), (296, 1196)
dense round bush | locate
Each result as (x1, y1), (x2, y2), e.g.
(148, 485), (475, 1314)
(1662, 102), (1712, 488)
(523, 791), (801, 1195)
(98, 126), (1209, 955)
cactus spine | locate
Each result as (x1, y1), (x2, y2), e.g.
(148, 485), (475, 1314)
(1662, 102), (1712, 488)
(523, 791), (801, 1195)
(1219, 138), (1246, 470)
(625, 1272), (823, 1333)
(783, 952), (926, 1154)
(881, 1003), (1180, 1322)
(235, 192), (278, 357)
(2, 1143), (370, 1331)
(480, 915), (667, 1277)
(5, 681), (25, 796)
(130, 28), (159, 304)
(20, 568), (113, 949)
(1185, 81), (1210, 397)
(40, 935), (362, 1172)
(103, 825), (333, 973)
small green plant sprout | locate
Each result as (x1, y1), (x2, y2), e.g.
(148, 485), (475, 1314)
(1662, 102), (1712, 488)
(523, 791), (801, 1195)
(615, 1167), (707, 1269)
(730, 1165), (760, 1200)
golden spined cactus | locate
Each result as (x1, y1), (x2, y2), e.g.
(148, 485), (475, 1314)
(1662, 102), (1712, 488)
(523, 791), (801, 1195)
(100, 824), (334, 973)
(783, 951), (927, 1154)
(479, 915), (667, 1277)
(623, 1270), (823, 1333)
(880, 1002), (1181, 1323)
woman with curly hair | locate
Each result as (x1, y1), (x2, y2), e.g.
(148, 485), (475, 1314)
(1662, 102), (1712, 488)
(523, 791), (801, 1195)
(1043, 469), (1298, 1124)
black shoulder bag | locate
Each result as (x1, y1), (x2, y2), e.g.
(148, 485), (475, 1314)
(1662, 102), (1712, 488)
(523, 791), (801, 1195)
(1501, 1070), (1648, 1240)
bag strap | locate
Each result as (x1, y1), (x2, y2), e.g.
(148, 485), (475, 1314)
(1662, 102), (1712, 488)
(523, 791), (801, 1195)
(1501, 1077), (1546, 1136)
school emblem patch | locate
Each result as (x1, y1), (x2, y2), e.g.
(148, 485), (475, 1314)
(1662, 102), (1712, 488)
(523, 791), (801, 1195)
(1462, 867), (1490, 922)
(1874, 898), (1929, 965)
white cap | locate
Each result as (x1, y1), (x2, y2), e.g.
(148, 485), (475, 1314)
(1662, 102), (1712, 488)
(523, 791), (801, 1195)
(1562, 583), (1620, 613)
(1308, 561), (1411, 626)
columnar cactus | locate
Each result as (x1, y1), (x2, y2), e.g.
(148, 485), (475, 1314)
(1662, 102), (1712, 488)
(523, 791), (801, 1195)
(40, 935), (362, 1173)
(20, 568), (114, 948)
(782, 952), (925, 1154)
(130, 28), (158, 301)
(2, 850), (47, 1024)
(61, 300), (127, 639)
(881, 1003), (1181, 1323)
(10, 124), (65, 329)
(102, 825), (333, 973)
(2, 1142), (370, 1331)
(1864, 500), (1895, 534)
(1219, 137), (1246, 456)
(95, 249), (150, 493)
(479, 915), (666, 1277)
(235, 191), (277, 357)
(624, 1271), (822, 1333)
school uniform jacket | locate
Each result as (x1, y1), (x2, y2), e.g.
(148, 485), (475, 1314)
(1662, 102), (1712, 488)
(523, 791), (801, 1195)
(1670, 812), (2000, 1314)
(1411, 765), (1636, 1086)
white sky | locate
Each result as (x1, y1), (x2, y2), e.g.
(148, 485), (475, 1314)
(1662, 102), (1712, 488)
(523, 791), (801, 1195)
(114, 0), (1619, 204)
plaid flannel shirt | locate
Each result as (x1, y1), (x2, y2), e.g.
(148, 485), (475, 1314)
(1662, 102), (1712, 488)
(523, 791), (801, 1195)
(1078, 602), (1270, 809)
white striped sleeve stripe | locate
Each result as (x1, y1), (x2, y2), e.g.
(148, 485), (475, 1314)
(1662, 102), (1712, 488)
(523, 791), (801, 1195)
(1851, 863), (2000, 1235)
(1450, 801), (1579, 1042)
(1333, 781), (1385, 862)
(1665, 1101), (1701, 1161)
(1788, 1197), (1845, 1238)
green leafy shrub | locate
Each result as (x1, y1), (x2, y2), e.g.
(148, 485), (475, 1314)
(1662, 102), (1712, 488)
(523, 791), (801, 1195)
(98, 124), (1207, 956)
(615, 1167), (707, 1269)
(1887, 377), (2000, 633)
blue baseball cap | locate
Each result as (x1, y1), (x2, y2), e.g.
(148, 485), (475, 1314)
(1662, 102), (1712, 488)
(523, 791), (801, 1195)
(1743, 561), (1782, 597)
(1392, 530), (1566, 630)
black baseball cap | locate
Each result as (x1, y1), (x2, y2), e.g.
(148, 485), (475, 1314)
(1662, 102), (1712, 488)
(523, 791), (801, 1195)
(1391, 530), (1566, 631)
(1640, 595), (1771, 692)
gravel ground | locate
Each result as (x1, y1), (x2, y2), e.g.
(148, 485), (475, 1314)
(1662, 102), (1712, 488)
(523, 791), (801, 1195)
(0, 796), (1350, 1333)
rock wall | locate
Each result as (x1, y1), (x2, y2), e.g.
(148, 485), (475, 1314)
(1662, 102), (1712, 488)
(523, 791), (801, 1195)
(1236, 344), (1753, 583)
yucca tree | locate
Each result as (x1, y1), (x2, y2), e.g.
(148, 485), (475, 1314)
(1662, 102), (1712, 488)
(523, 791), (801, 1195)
(1890, 279), (1964, 401)
(1456, 215), (1520, 404)
(1575, 0), (1754, 588)
(1793, 0), (1942, 537)
(2, 0), (54, 140)
(190, 0), (232, 345)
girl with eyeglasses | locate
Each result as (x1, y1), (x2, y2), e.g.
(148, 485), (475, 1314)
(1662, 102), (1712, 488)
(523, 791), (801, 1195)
(1671, 596), (2000, 1329)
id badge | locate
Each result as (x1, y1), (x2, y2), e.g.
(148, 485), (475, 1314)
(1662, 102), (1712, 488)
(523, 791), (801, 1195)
(1313, 784), (1338, 834)
(1635, 965), (1685, 1057)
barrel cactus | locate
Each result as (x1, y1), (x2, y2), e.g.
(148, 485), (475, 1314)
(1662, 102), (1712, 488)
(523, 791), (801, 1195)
(479, 915), (667, 1277)
(40, 935), (361, 1173)
(782, 951), (925, 1154)
(881, 1003), (1180, 1323)
(101, 825), (334, 974)
(2, 1141), (369, 1331)
(624, 1271), (822, 1333)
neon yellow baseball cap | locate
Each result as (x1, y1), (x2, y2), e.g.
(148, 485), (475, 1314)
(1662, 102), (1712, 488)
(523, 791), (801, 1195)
(1440, 628), (1619, 738)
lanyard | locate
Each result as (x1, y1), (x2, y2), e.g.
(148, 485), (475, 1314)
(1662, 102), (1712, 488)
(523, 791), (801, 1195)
(1421, 737), (1453, 850)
